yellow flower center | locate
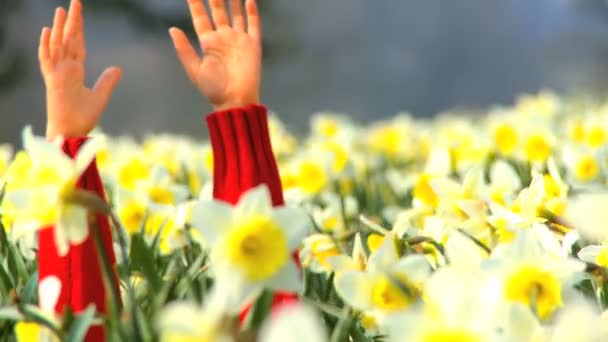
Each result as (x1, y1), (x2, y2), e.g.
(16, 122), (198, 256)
(370, 126), (402, 157)
(419, 329), (482, 342)
(204, 150), (214, 173)
(570, 121), (585, 143)
(574, 156), (599, 182)
(371, 276), (416, 312)
(543, 175), (561, 198)
(544, 197), (566, 217)
(281, 172), (298, 190)
(30, 166), (64, 187)
(322, 216), (340, 231)
(413, 174), (439, 208)
(225, 216), (289, 281)
(596, 248), (608, 267)
(118, 158), (150, 190)
(14, 321), (42, 342)
(188, 172), (202, 195)
(0, 158), (6, 177)
(494, 124), (518, 155)
(360, 313), (378, 330)
(490, 188), (507, 207)
(322, 142), (349, 172)
(317, 118), (339, 138)
(119, 201), (146, 234)
(309, 238), (340, 269)
(96, 148), (110, 169)
(148, 186), (175, 205)
(298, 162), (327, 194)
(367, 234), (385, 253)
(524, 135), (552, 162)
(504, 264), (562, 320)
(586, 126), (607, 149)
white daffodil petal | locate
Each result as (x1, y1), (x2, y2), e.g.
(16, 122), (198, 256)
(38, 275), (62, 313)
(74, 137), (104, 176)
(54, 218), (70, 257)
(368, 235), (399, 270)
(190, 200), (233, 246)
(260, 304), (328, 342)
(578, 245), (604, 264)
(325, 255), (358, 272)
(211, 269), (260, 313)
(266, 261), (302, 293)
(393, 254), (431, 283)
(334, 271), (374, 310)
(446, 230), (488, 268)
(23, 129), (72, 173)
(235, 185), (273, 219)
(61, 205), (89, 246)
(273, 206), (311, 250)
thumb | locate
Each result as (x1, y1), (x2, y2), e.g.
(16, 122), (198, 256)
(93, 66), (122, 107)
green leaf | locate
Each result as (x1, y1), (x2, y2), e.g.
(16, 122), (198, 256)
(7, 242), (28, 284)
(330, 308), (355, 342)
(20, 271), (38, 304)
(65, 305), (97, 342)
(0, 262), (13, 297)
(350, 323), (374, 342)
(0, 306), (23, 321)
(131, 300), (153, 342)
(302, 299), (343, 319)
(18, 304), (62, 336)
(130, 234), (162, 292)
(243, 289), (274, 332)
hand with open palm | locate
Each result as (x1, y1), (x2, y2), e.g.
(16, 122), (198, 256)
(40, 0), (122, 139)
(169, 0), (262, 111)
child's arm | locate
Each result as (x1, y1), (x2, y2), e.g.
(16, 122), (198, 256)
(170, 0), (299, 315)
(38, 1), (120, 340)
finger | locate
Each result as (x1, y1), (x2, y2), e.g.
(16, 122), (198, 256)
(64, 0), (85, 61)
(50, 7), (68, 61)
(93, 67), (122, 111)
(230, 0), (245, 31)
(38, 27), (53, 75)
(245, 0), (261, 40)
(65, 36), (80, 61)
(187, 0), (213, 39)
(169, 28), (201, 82)
(210, 0), (230, 28)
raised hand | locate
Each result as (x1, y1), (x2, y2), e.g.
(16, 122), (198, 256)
(40, 0), (122, 139)
(169, 0), (261, 111)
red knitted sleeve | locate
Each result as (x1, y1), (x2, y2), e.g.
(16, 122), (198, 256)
(206, 104), (284, 206)
(38, 137), (118, 342)
(206, 104), (299, 320)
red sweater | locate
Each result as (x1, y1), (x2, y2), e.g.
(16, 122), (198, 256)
(38, 105), (297, 340)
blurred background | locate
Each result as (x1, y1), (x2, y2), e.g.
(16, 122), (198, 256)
(2, 0), (608, 144)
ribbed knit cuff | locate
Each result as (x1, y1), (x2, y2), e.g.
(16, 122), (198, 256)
(206, 104), (285, 206)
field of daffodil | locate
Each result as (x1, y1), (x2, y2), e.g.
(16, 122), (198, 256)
(2, 91), (608, 341)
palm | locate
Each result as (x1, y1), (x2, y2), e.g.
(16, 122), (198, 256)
(170, 0), (262, 110)
(40, 1), (121, 139)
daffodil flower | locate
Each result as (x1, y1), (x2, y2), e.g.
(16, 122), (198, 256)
(385, 267), (542, 342)
(157, 301), (233, 342)
(15, 276), (62, 342)
(486, 228), (585, 321)
(190, 185), (309, 309)
(334, 234), (431, 325)
(6, 127), (103, 256)
(259, 303), (328, 342)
